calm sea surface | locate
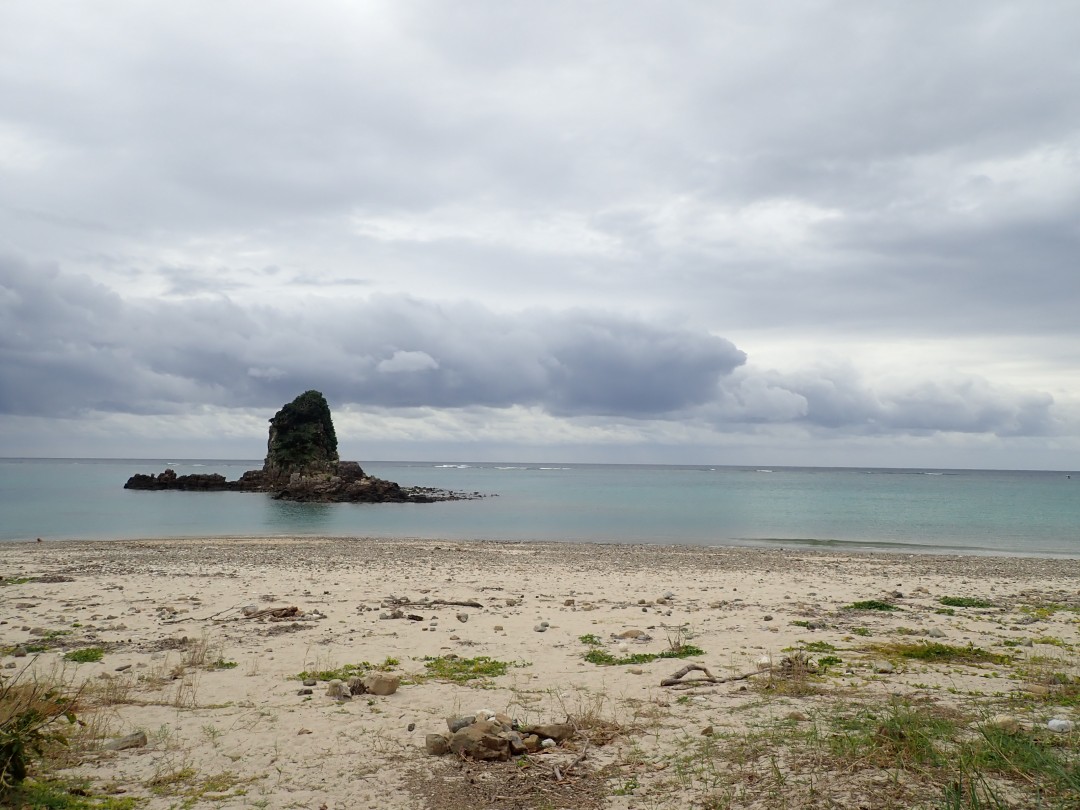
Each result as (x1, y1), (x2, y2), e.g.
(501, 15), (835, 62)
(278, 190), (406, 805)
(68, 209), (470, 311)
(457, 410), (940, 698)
(0, 459), (1078, 556)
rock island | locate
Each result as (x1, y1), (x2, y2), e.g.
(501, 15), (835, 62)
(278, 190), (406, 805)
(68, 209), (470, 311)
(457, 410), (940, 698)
(124, 390), (473, 503)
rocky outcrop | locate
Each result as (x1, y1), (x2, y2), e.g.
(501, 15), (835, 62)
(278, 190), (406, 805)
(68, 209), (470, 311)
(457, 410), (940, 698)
(124, 391), (475, 503)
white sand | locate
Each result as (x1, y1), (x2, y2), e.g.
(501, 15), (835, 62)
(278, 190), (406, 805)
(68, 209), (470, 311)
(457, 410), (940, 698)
(3, 538), (1079, 809)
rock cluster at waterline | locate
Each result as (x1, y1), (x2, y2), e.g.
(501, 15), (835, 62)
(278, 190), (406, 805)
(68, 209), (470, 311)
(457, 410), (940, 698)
(124, 390), (476, 503)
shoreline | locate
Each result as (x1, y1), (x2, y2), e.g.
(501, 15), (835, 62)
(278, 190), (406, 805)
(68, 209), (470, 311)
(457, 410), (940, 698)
(4, 536), (1080, 808)
(8, 533), (1080, 570)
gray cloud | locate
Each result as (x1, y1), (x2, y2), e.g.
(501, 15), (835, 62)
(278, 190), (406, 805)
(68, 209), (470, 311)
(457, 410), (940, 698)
(1, 257), (1062, 442)
(0, 256), (745, 419)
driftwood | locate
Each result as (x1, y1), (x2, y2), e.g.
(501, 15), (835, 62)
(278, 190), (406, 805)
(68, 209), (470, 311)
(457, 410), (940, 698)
(204, 605), (302, 623)
(161, 604), (243, 625)
(384, 597), (484, 609)
(660, 663), (765, 688)
(558, 740), (590, 781)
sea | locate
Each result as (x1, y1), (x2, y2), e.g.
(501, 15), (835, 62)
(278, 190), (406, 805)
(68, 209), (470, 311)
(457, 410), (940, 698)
(1, 459), (1078, 557)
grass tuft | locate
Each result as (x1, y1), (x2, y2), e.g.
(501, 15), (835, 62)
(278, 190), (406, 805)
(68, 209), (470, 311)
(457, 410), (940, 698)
(583, 644), (704, 667)
(844, 600), (899, 612)
(422, 655), (519, 683)
(62, 648), (104, 664)
(939, 596), (995, 608)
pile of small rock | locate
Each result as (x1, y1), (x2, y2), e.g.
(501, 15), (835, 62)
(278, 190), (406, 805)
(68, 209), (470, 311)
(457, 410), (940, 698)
(426, 710), (575, 761)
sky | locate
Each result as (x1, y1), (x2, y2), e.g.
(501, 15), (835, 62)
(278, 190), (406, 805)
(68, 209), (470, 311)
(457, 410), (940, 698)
(1, 1), (1079, 468)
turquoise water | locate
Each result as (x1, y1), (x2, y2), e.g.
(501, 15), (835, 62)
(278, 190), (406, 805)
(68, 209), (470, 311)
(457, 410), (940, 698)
(0, 459), (1078, 556)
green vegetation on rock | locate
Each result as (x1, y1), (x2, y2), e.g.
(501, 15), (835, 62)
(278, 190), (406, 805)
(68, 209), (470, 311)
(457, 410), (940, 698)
(264, 390), (339, 474)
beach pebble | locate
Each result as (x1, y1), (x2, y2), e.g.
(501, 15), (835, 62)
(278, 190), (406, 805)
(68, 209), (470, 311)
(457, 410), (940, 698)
(325, 679), (350, 699)
(533, 624), (547, 633)
(1048, 718), (1074, 733)
(927, 628), (946, 638)
(447, 715), (476, 733)
(363, 673), (400, 696)
(456, 612), (468, 623)
(425, 733), (450, 756)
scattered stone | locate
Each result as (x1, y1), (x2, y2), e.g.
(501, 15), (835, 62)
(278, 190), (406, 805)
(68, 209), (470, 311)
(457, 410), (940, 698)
(456, 612), (468, 623)
(449, 721), (511, 761)
(297, 688), (313, 696)
(615, 629), (649, 639)
(540, 738), (557, 749)
(1048, 718), (1075, 733)
(325, 679), (350, 699)
(408, 722), (416, 732)
(362, 672), (400, 696)
(241, 605), (259, 617)
(493, 625), (504, 632)
(628, 666), (644, 675)
(447, 715), (477, 733)
(1023, 684), (1050, 697)
(927, 628), (946, 638)
(524, 723), (574, 742)
(303, 679), (317, 687)
(873, 660), (895, 674)
(701, 726), (714, 736)
(426, 733), (450, 755)
(103, 731), (148, 751)
(763, 615), (773, 622)
(564, 599), (575, 606)
(347, 676), (366, 695)
(533, 624), (547, 633)
(13, 646), (28, 658)
(786, 711), (809, 722)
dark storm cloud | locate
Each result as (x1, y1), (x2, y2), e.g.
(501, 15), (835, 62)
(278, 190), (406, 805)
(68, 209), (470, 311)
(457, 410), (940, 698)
(0, 257), (1062, 440)
(0, 257), (744, 418)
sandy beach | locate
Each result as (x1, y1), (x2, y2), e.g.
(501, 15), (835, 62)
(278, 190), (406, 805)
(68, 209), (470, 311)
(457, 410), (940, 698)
(3, 538), (1080, 809)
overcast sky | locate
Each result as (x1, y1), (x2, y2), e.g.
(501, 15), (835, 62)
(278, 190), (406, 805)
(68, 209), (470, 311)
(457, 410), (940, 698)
(2, 2), (1078, 468)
